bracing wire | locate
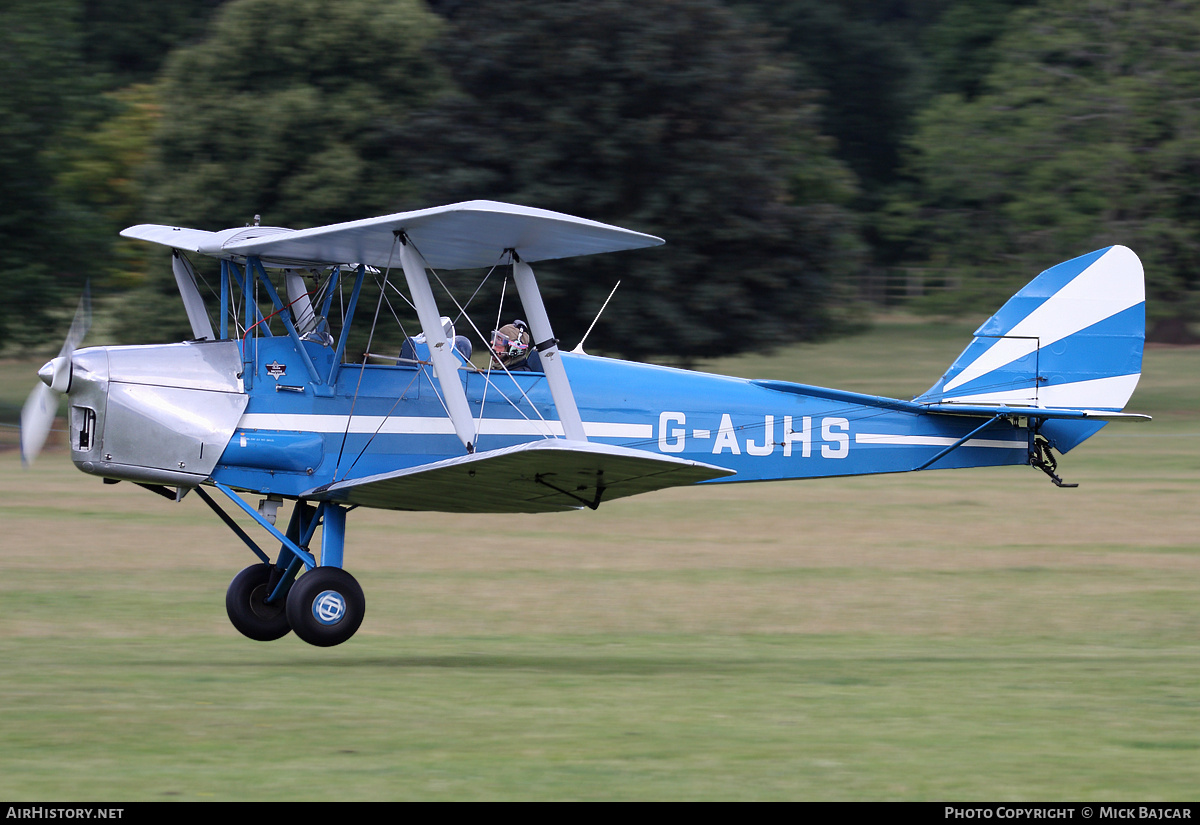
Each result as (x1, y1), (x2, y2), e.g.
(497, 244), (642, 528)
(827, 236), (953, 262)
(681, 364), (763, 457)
(334, 241), (400, 480)
(422, 253), (557, 438)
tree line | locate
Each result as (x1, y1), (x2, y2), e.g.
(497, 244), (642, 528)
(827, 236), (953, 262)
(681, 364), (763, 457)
(2, 0), (1196, 360)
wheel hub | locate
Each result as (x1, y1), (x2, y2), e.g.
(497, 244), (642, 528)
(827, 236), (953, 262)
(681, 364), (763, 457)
(312, 590), (347, 625)
(248, 583), (285, 620)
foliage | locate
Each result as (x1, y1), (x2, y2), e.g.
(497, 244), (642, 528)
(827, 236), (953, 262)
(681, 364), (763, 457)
(888, 0), (1200, 338)
(149, 0), (446, 231)
(0, 1), (222, 353)
(112, 0), (449, 343)
(10, 0), (1200, 356)
(81, 0), (226, 85)
(920, 0), (1035, 100)
(734, 1), (928, 193)
(412, 0), (864, 362)
(0, 0), (97, 348)
(56, 84), (163, 290)
(729, 0), (996, 281)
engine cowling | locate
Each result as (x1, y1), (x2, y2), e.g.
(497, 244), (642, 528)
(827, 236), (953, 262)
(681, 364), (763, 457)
(66, 340), (249, 486)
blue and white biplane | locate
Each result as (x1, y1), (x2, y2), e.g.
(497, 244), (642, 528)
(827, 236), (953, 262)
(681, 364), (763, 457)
(21, 201), (1149, 646)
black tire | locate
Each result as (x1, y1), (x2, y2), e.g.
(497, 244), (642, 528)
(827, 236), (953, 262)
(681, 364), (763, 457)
(285, 567), (365, 647)
(226, 563), (292, 641)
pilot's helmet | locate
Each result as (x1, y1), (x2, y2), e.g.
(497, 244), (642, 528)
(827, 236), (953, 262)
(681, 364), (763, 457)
(491, 322), (530, 364)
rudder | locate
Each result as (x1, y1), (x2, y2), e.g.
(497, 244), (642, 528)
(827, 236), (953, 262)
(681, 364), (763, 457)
(918, 246), (1145, 414)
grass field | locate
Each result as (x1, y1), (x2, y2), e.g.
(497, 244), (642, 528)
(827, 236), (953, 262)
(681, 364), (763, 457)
(1, 319), (1198, 800)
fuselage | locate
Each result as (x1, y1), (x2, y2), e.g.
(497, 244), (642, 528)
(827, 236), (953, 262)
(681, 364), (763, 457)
(62, 336), (1033, 505)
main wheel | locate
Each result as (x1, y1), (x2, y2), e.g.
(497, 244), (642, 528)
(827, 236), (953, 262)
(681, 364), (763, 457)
(285, 567), (365, 647)
(226, 563), (292, 641)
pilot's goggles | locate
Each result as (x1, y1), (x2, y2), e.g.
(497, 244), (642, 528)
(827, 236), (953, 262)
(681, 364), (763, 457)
(491, 330), (529, 358)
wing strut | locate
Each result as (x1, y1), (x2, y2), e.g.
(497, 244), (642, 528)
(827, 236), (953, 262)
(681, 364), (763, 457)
(172, 251), (216, 340)
(512, 255), (587, 442)
(398, 233), (477, 453)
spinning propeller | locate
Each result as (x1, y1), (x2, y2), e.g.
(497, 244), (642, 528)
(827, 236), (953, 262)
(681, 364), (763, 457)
(20, 287), (92, 466)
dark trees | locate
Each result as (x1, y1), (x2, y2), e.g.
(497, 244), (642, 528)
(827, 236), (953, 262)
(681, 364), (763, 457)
(412, 0), (862, 361)
(0, 0), (101, 347)
(149, 0), (447, 231)
(889, 0), (1200, 337)
(129, 0), (862, 360)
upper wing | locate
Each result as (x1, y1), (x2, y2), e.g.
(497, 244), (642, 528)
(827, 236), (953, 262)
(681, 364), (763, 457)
(303, 440), (735, 513)
(122, 201), (663, 270)
(119, 224), (296, 255)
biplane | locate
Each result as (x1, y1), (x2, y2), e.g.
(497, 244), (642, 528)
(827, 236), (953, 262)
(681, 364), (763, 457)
(20, 201), (1148, 646)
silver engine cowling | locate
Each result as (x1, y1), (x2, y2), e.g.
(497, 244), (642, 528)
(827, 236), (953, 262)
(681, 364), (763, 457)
(62, 340), (248, 486)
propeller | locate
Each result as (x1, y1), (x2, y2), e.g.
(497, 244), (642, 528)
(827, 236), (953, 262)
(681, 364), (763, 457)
(20, 286), (92, 466)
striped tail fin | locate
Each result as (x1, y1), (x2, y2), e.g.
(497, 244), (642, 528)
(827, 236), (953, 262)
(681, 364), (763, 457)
(918, 246), (1145, 413)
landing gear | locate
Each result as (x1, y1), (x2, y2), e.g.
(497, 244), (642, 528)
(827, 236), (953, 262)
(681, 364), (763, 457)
(285, 567), (366, 647)
(202, 489), (366, 646)
(1030, 434), (1079, 488)
(226, 563), (292, 641)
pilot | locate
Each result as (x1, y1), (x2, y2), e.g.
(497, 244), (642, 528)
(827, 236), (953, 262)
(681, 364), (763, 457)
(490, 320), (531, 369)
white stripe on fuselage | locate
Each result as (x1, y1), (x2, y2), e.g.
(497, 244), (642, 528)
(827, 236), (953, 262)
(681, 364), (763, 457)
(854, 433), (1025, 449)
(239, 415), (1025, 452)
(237, 413), (652, 440)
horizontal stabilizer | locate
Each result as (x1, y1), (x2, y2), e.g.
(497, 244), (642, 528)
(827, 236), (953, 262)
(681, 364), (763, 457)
(752, 380), (1150, 422)
(123, 201), (663, 271)
(304, 440), (734, 513)
(919, 403), (1151, 421)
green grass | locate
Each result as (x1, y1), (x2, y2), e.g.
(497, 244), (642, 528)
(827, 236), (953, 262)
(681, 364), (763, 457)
(1, 319), (1198, 800)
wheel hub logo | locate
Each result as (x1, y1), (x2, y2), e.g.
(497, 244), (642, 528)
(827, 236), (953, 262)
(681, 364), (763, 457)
(313, 590), (346, 625)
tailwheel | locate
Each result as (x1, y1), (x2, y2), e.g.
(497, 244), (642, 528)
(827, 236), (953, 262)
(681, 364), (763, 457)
(285, 567), (365, 647)
(226, 563), (292, 641)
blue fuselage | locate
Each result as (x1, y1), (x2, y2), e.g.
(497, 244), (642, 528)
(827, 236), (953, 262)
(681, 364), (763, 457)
(209, 337), (1032, 499)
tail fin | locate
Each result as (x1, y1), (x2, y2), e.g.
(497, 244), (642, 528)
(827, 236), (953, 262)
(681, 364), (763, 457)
(918, 246), (1145, 412)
